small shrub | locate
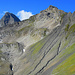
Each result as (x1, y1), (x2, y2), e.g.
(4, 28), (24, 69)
(43, 29), (46, 36)
(65, 24), (69, 32)
(65, 24), (75, 39)
(69, 17), (71, 22)
(61, 13), (67, 20)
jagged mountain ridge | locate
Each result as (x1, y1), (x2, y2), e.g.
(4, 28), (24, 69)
(0, 12), (20, 27)
(0, 5), (65, 45)
(0, 5), (75, 75)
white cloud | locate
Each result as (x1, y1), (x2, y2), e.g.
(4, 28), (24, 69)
(17, 10), (33, 21)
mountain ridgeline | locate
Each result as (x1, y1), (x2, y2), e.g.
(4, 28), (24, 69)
(0, 5), (75, 75)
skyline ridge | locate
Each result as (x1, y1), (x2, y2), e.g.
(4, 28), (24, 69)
(0, 0), (75, 19)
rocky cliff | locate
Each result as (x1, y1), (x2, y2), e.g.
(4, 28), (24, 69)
(0, 5), (75, 75)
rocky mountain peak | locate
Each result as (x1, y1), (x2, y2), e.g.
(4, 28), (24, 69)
(49, 5), (57, 8)
(46, 5), (58, 11)
(0, 12), (20, 27)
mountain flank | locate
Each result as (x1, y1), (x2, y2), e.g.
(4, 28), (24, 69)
(0, 5), (75, 75)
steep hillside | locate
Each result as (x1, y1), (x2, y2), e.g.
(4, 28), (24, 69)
(0, 5), (65, 49)
(14, 23), (75, 75)
(0, 5), (75, 75)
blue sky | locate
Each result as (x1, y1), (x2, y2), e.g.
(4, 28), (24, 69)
(0, 0), (75, 20)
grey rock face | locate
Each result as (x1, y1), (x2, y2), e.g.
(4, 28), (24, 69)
(0, 12), (20, 27)
(0, 42), (24, 62)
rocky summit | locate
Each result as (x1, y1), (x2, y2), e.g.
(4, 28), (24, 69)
(0, 12), (20, 27)
(0, 5), (75, 75)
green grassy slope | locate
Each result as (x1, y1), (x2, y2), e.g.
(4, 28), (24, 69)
(52, 43), (75, 75)
(16, 23), (75, 75)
